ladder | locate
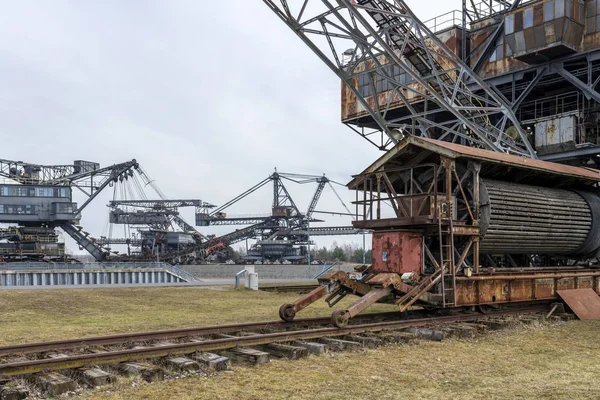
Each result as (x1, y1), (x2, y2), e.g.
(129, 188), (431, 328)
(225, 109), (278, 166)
(438, 200), (455, 307)
(396, 268), (443, 312)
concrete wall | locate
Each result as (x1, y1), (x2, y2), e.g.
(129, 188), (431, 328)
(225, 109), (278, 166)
(0, 268), (188, 287)
(180, 264), (355, 280)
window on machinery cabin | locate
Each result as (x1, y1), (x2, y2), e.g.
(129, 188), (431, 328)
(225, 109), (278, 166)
(524, 7), (534, 29)
(489, 37), (505, 62)
(357, 61), (417, 98)
(56, 203), (74, 213)
(357, 73), (373, 97)
(505, 13), (514, 34)
(0, 204), (36, 215)
(555, 0), (565, 18)
(544, 1), (554, 21)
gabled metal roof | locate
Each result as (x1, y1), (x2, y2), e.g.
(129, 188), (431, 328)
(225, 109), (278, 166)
(348, 136), (600, 188)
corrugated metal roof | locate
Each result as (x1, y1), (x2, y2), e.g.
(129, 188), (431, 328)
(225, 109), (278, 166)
(417, 136), (600, 180)
(349, 136), (600, 186)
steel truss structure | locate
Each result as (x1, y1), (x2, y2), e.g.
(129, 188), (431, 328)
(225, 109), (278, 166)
(0, 158), (140, 262)
(108, 199), (214, 236)
(263, 0), (536, 157)
(195, 170), (363, 262)
(460, 0), (600, 165)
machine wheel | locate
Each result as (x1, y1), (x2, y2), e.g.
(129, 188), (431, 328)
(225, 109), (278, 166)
(331, 309), (349, 328)
(477, 304), (492, 314)
(279, 303), (296, 321)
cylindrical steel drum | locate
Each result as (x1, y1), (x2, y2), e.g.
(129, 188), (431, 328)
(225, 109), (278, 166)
(479, 179), (600, 256)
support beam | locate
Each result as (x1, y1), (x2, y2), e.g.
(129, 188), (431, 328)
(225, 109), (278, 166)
(554, 65), (600, 104)
(511, 67), (547, 111)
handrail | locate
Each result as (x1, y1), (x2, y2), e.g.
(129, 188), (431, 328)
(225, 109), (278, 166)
(166, 264), (198, 282)
(352, 164), (439, 223)
(235, 269), (247, 289)
(313, 262), (340, 279)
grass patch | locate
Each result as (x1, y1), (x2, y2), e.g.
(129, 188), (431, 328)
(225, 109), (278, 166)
(0, 286), (394, 345)
(1, 287), (598, 399)
(80, 320), (600, 400)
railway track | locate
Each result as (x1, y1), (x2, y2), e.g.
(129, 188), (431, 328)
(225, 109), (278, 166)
(0, 311), (408, 357)
(259, 283), (320, 293)
(0, 303), (558, 397)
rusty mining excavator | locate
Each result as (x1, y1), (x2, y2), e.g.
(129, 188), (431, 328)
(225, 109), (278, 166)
(262, 0), (600, 326)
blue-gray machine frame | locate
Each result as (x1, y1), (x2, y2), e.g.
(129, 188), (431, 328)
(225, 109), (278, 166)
(264, 0), (600, 165)
(0, 158), (138, 262)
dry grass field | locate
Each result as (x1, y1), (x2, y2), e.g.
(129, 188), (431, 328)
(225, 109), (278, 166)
(1, 287), (598, 399)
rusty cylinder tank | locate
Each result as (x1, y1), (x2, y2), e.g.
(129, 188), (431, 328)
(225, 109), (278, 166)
(479, 179), (600, 256)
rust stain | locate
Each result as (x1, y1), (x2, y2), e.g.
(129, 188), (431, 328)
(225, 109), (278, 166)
(341, 27), (463, 123)
(372, 231), (422, 274)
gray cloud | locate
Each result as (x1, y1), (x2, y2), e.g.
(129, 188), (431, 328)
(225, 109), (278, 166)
(0, 1), (459, 253)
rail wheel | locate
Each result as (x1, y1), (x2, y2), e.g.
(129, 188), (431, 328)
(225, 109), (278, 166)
(477, 304), (493, 314)
(331, 309), (349, 328)
(279, 303), (296, 321)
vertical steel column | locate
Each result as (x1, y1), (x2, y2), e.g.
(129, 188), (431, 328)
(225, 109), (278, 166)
(472, 162), (481, 274)
(462, 0), (467, 63)
(376, 174), (381, 219)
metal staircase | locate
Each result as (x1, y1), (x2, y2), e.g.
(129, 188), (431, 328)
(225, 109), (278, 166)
(59, 222), (109, 261)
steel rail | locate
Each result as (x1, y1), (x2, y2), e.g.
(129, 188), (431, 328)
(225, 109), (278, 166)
(259, 284), (320, 293)
(0, 305), (547, 376)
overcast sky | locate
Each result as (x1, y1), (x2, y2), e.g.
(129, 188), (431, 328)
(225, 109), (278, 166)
(0, 1), (459, 254)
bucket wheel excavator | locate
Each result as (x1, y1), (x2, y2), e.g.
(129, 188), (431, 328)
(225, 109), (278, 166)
(263, 0), (600, 327)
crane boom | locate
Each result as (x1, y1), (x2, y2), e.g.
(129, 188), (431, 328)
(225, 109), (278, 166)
(261, 0), (537, 158)
(0, 158), (139, 187)
(306, 177), (328, 219)
(109, 199), (214, 209)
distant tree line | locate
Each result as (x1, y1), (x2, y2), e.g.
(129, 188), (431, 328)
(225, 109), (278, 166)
(233, 241), (372, 264)
(312, 241), (371, 263)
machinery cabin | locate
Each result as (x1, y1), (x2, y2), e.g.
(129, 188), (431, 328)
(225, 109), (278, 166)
(279, 136), (600, 327)
(342, 0), (600, 165)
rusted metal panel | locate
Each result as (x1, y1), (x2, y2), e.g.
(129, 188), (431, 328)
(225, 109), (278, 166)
(535, 115), (576, 152)
(454, 279), (528, 305)
(455, 273), (600, 306)
(371, 231), (422, 274)
(535, 278), (556, 298)
(534, 25), (546, 47)
(557, 288), (600, 319)
(534, 3), (544, 25)
(474, 0), (597, 77)
(576, 276), (594, 289)
(556, 277), (576, 290)
(469, 17), (498, 64)
(341, 27), (464, 123)
(398, 195), (430, 217)
(353, 216), (434, 229)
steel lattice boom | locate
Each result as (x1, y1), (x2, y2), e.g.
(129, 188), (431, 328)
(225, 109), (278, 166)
(262, 0), (537, 158)
(108, 199), (215, 209)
